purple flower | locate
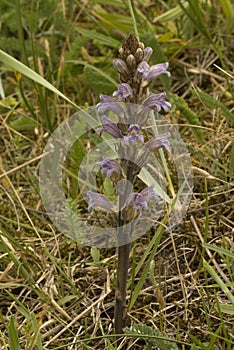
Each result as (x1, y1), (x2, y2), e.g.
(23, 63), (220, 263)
(136, 62), (170, 84)
(135, 61), (150, 80)
(143, 62), (171, 82)
(113, 83), (133, 101)
(86, 191), (114, 212)
(98, 116), (123, 139)
(96, 157), (123, 181)
(143, 92), (171, 112)
(143, 47), (153, 63)
(128, 185), (158, 211)
(97, 94), (124, 115)
(113, 59), (128, 75)
(124, 124), (144, 143)
(144, 132), (171, 153)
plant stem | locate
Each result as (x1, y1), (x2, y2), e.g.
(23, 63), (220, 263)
(114, 169), (136, 335)
(114, 240), (130, 335)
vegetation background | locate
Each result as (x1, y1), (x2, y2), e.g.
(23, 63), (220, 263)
(0, 0), (233, 349)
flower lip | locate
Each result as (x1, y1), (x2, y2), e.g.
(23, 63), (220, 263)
(143, 92), (171, 112)
(136, 62), (170, 84)
(113, 83), (133, 102)
(86, 191), (114, 212)
(124, 124), (144, 143)
(96, 156), (123, 181)
(144, 62), (171, 82)
(136, 61), (150, 75)
(128, 185), (158, 211)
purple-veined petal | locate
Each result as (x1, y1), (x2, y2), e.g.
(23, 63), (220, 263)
(86, 191), (114, 212)
(98, 116), (123, 139)
(136, 61), (150, 78)
(143, 62), (171, 82)
(144, 132), (171, 153)
(143, 92), (171, 112)
(97, 94), (124, 115)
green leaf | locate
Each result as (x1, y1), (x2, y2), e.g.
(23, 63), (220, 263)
(103, 177), (115, 199)
(90, 247), (100, 263)
(8, 316), (20, 350)
(83, 65), (116, 95)
(124, 324), (179, 349)
(218, 303), (234, 315)
(58, 295), (78, 306)
(9, 115), (39, 131)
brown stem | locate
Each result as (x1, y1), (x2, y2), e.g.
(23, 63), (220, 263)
(114, 241), (130, 335)
(114, 156), (136, 335)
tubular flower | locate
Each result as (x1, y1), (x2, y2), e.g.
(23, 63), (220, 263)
(97, 94), (124, 115)
(124, 124), (144, 143)
(98, 116), (123, 139)
(144, 62), (171, 81)
(86, 191), (114, 212)
(96, 157), (123, 182)
(136, 62), (171, 87)
(128, 185), (158, 211)
(144, 132), (171, 153)
(113, 83), (133, 101)
(135, 61), (149, 81)
(143, 92), (171, 112)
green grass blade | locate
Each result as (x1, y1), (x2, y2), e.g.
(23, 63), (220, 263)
(129, 216), (168, 309)
(177, 0), (213, 45)
(203, 258), (234, 306)
(220, 0), (234, 17)
(154, 2), (189, 23)
(203, 243), (234, 259)
(0, 49), (79, 109)
(229, 141), (234, 179)
(8, 316), (20, 350)
(74, 27), (120, 48)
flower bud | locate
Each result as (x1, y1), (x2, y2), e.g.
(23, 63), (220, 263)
(113, 59), (128, 75)
(126, 54), (136, 67)
(143, 47), (153, 62)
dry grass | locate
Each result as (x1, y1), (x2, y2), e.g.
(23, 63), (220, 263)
(0, 1), (234, 349)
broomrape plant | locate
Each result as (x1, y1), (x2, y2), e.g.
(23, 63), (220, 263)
(86, 34), (172, 336)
